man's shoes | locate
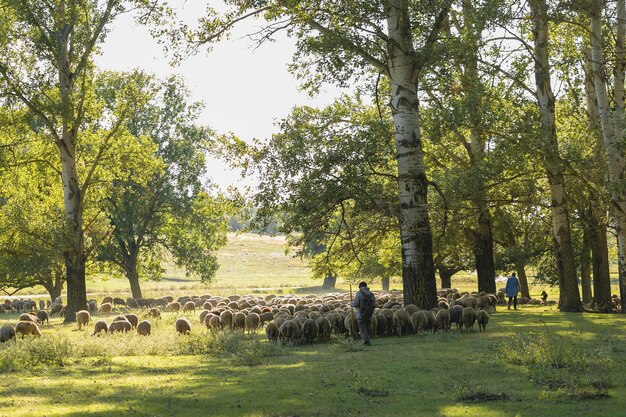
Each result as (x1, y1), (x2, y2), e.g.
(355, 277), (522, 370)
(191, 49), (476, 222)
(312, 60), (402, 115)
(363, 341), (371, 346)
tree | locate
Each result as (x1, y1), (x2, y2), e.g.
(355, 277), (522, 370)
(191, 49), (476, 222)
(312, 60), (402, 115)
(95, 74), (230, 299)
(182, 0), (454, 308)
(0, 0), (167, 320)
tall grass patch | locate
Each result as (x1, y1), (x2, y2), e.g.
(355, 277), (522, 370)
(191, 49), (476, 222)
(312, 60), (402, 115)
(497, 324), (612, 400)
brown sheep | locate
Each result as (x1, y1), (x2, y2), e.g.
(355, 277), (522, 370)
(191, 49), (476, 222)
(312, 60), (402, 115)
(148, 308), (161, 319)
(124, 314), (139, 329)
(244, 312), (261, 334)
(76, 310), (91, 330)
(449, 305), (464, 332)
(102, 296), (113, 305)
(15, 321), (42, 338)
(220, 310), (233, 330)
(301, 318), (319, 344)
(279, 320), (300, 345)
(19, 313), (40, 324)
(109, 320), (132, 333)
(205, 314), (221, 332)
(344, 314), (359, 339)
(0, 325), (16, 343)
(99, 303), (113, 316)
(379, 308), (394, 335)
(182, 301), (196, 315)
(88, 300), (98, 314)
(175, 318), (192, 335)
(168, 302), (181, 313)
(199, 310), (211, 323)
(50, 303), (64, 317)
(36, 310), (49, 325)
(137, 320), (152, 336)
(233, 312), (246, 331)
(392, 309), (411, 336)
(410, 310), (429, 334)
(476, 310), (489, 332)
(92, 320), (109, 336)
(436, 309), (451, 332)
(462, 307), (477, 333)
(265, 321), (280, 342)
(315, 316), (332, 340)
(404, 304), (419, 316)
(259, 311), (274, 326)
(476, 295), (495, 313)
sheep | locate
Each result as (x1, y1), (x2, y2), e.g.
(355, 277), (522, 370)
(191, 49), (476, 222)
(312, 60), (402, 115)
(375, 314), (387, 336)
(301, 318), (319, 344)
(259, 311), (274, 325)
(199, 310), (212, 323)
(438, 300), (450, 310)
(126, 298), (139, 309)
(15, 321), (42, 338)
(148, 308), (161, 319)
(279, 320), (300, 345)
(315, 316), (332, 341)
(92, 320), (109, 336)
(76, 310), (91, 330)
(102, 296), (113, 305)
(176, 318), (192, 335)
(476, 295), (494, 313)
(344, 314), (359, 339)
(137, 320), (152, 336)
(87, 300), (98, 314)
(113, 297), (126, 306)
(449, 305), (464, 332)
(436, 308), (451, 332)
(462, 307), (477, 333)
(99, 303), (113, 316)
(0, 325), (16, 343)
(109, 320), (132, 333)
(476, 310), (489, 332)
(113, 315), (130, 323)
(182, 301), (196, 315)
(404, 304), (419, 316)
(392, 309), (411, 336)
(19, 313), (40, 324)
(326, 312), (344, 335)
(220, 310), (233, 330)
(265, 321), (280, 343)
(39, 300), (45, 310)
(205, 314), (221, 332)
(168, 302), (181, 313)
(244, 312), (261, 334)
(410, 311), (429, 334)
(124, 314), (139, 329)
(379, 308), (394, 335)
(36, 310), (49, 325)
(233, 312), (246, 331)
(50, 303), (64, 317)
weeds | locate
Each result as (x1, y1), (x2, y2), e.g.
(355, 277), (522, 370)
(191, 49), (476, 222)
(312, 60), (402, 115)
(330, 334), (364, 352)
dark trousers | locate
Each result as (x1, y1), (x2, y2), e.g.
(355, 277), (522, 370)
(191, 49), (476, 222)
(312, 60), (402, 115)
(357, 318), (370, 343)
(508, 296), (518, 309)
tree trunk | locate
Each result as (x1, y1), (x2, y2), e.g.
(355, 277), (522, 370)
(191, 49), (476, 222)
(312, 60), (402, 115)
(514, 260), (530, 299)
(126, 251), (143, 299)
(474, 213), (497, 293)
(381, 277), (390, 291)
(580, 225), (593, 304)
(386, 0), (437, 309)
(589, 215), (612, 312)
(43, 276), (64, 305)
(322, 272), (337, 290)
(531, 0), (582, 312)
(439, 269), (453, 290)
(589, 0), (626, 313)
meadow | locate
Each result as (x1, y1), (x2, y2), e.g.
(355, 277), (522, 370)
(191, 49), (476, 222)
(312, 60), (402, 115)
(0, 233), (624, 417)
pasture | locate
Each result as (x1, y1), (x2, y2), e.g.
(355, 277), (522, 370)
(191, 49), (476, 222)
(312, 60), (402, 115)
(0, 233), (624, 417)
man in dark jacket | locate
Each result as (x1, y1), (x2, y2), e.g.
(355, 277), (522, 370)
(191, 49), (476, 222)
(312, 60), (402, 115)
(352, 281), (375, 346)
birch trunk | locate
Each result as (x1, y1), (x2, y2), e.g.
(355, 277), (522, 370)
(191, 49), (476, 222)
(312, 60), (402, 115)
(386, 0), (437, 309)
(531, 0), (582, 312)
(589, 214), (612, 312)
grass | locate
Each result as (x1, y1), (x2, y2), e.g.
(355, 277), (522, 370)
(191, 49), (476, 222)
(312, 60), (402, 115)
(1, 305), (626, 416)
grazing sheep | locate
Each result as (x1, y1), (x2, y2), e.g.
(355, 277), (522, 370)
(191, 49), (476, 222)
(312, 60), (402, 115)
(315, 316), (332, 340)
(245, 312), (261, 334)
(220, 310), (233, 330)
(449, 305), (464, 332)
(88, 300), (98, 314)
(301, 318), (319, 344)
(326, 313), (344, 335)
(375, 314), (387, 336)
(113, 297), (127, 306)
(476, 310), (489, 332)
(99, 303), (113, 316)
(126, 298), (139, 309)
(199, 310), (211, 323)
(92, 320), (109, 336)
(344, 314), (359, 339)
(176, 318), (192, 335)
(50, 303), (64, 317)
(36, 310), (49, 325)
(113, 315), (130, 322)
(183, 301), (196, 315)
(410, 311), (429, 334)
(19, 313), (40, 324)
(476, 295), (494, 312)
(137, 320), (152, 336)
(76, 310), (91, 330)
(124, 314), (139, 329)
(265, 321), (280, 342)
(102, 296), (113, 305)
(438, 300), (450, 310)
(259, 311), (274, 326)
(109, 320), (132, 333)
(39, 300), (45, 310)
(148, 308), (161, 319)
(404, 304), (419, 316)
(462, 307), (477, 333)
(15, 321), (42, 338)
(205, 314), (221, 332)
(392, 309), (411, 336)
(233, 312), (246, 331)
(168, 302), (181, 313)
(379, 309), (394, 335)
(436, 308), (451, 332)
(279, 320), (300, 345)
(0, 325), (16, 343)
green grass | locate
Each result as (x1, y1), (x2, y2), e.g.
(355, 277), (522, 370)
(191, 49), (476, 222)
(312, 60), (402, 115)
(1, 305), (626, 416)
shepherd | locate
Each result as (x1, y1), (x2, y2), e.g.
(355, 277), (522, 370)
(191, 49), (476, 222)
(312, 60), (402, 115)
(352, 281), (376, 346)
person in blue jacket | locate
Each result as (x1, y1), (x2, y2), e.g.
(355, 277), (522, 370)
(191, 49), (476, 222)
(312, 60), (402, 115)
(352, 281), (375, 346)
(506, 272), (521, 310)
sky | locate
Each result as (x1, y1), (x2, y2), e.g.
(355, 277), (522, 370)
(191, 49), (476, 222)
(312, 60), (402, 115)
(94, 3), (341, 190)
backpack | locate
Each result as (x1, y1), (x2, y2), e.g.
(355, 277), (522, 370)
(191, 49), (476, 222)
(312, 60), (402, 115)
(359, 289), (375, 319)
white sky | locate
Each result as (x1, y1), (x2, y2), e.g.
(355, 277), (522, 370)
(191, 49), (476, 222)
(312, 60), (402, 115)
(94, 3), (342, 189)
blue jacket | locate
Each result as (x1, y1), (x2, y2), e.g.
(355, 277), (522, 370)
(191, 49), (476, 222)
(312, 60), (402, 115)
(505, 276), (521, 297)
(352, 287), (375, 319)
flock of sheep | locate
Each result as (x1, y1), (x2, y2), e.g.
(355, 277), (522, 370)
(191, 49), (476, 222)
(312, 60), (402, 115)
(0, 288), (503, 345)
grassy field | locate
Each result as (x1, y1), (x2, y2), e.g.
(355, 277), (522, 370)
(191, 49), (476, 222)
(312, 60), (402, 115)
(0, 304), (624, 417)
